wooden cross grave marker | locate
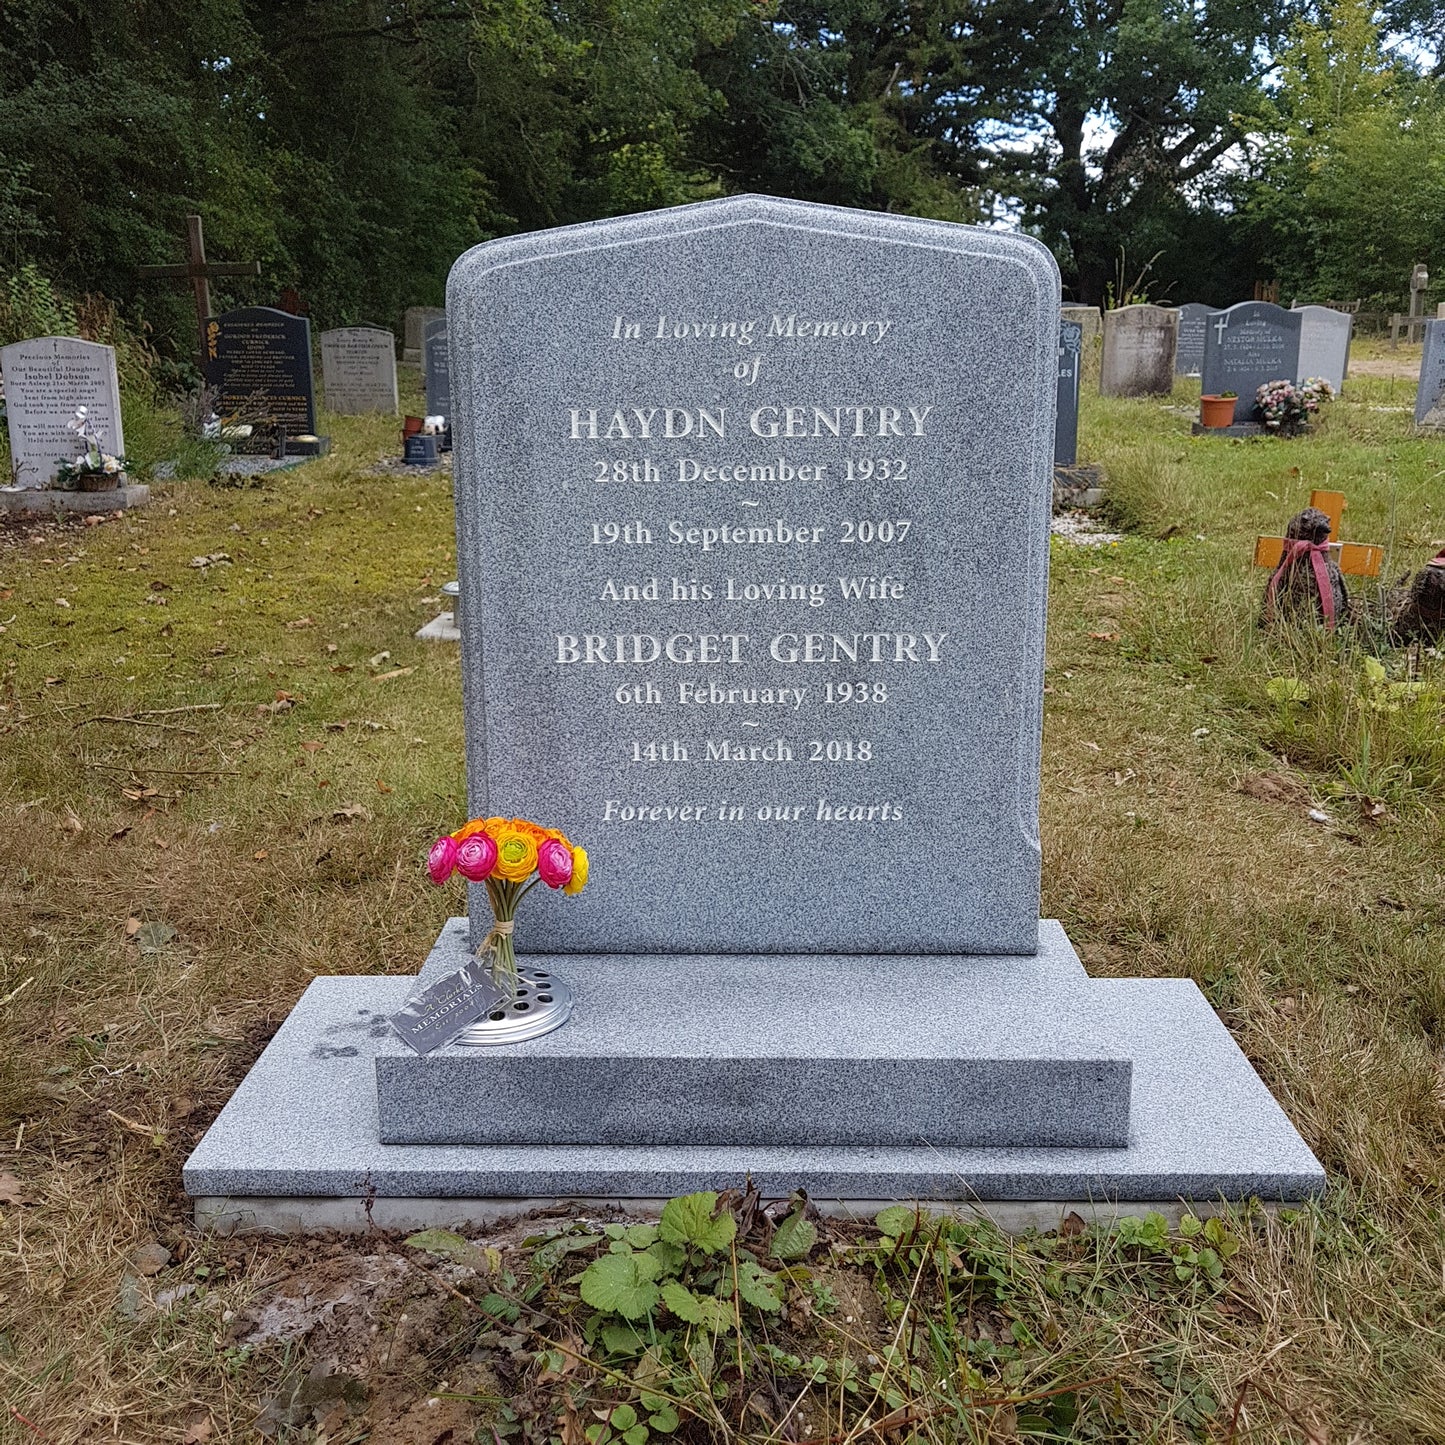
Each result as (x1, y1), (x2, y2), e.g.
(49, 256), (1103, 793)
(138, 215), (260, 374)
(1253, 489), (1384, 578)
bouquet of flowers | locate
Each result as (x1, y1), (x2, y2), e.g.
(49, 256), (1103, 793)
(427, 816), (588, 988)
(1255, 377), (1334, 435)
(56, 406), (129, 488)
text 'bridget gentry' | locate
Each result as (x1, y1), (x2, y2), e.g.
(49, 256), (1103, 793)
(555, 632), (948, 665)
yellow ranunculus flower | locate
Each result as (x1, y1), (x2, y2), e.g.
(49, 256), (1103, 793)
(563, 845), (589, 894)
(493, 829), (539, 882)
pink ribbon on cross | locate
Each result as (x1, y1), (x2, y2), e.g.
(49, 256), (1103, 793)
(1266, 540), (1336, 629)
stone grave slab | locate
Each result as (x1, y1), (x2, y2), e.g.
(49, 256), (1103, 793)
(183, 941), (1325, 1208)
(1174, 304), (1210, 375)
(320, 326), (399, 414)
(405, 305), (446, 367)
(0, 336), (124, 488)
(1055, 320), (1082, 466)
(1201, 303), (1302, 424)
(205, 306), (318, 453)
(1415, 320), (1445, 428)
(424, 321), (450, 418)
(1294, 306), (1352, 394)
(186, 196), (1324, 1221)
(1100, 305), (1177, 396)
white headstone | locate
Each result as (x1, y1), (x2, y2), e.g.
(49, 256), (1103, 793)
(0, 337), (124, 488)
(320, 327), (399, 415)
(1292, 306), (1352, 394)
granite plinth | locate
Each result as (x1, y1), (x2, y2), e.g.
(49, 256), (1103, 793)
(416, 611), (460, 641)
(183, 920), (1325, 1207)
(1191, 423), (1265, 438)
(0, 483), (149, 514)
(375, 921), (1129, 1148)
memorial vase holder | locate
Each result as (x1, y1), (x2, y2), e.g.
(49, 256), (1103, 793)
(184, 196), (1325, 1229)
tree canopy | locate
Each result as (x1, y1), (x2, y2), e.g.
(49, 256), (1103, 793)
(2, 0), (1441, 368)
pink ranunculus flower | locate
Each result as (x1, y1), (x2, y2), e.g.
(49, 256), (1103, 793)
(536, 838), (574, 890)
(455, 832), (499, 882)
(427, 835), (458, 884)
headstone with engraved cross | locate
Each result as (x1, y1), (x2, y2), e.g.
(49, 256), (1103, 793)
(1200, 303), (1303, 424)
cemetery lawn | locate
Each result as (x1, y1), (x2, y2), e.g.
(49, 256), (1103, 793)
(2, 345), (1443, 1441)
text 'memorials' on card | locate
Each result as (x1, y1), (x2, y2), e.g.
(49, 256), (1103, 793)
(447, 195), (1060, 957)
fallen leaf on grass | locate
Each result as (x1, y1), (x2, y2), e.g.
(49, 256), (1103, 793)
(1088, 631), (1120, 641)
(253, 849), (269, 861)
(286, 617), (314, 630)
(43, 675), (64, 686)
(60, 808), (83, 834)
(121, 786), (160, 802)
(124, 917), (143, 937)
(299, 741), (324, 753)
(1059, 1210), (1087, 1237)
(1237, 772), (1310, 807)
(134, 921), (178, 952)
(0, 1171), (28, 1205)
(182, 1417), (213, 1443)
(368, 650), (390, 669)
(331, 804), (371, 824)
(376, 780), (393, 794)
(108, 825), (132, 844)
(371, 666), (414, 683)
(130, 1240), (172, 1276)
(189, 553), (232, 568)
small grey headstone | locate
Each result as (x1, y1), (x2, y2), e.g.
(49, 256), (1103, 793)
(1060, 305), (1101, 344)
(1099, 305), (1178, 396)
(388, 958), (510, 1054)
(424, 324), (450, 418)
(448, 194), (1059, 956)
(1174, 304), (1210, 375)
(1416, 320), (1445, 428)
(1055, 320), (1082, 465)
(204, 307), (318, 453)
(319, 327), (399, 415)
(404, 306), (446, 367)
(1292, 306), (1352, 394)
(1200, 303), (1303, 425)
(0, 336), (124, 487)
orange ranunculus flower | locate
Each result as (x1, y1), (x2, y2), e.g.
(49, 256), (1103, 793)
(493, 828), (539, 882)
(543, 827), (572, 848)
(480, 816), (509, 840)
(452, 818), (490, 842)
(563, 845), (589, 894)
(509, 817), (550, 842)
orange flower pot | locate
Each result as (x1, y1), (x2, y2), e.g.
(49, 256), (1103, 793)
(1199, 394), (1237, 429)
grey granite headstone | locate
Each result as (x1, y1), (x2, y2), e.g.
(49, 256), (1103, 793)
(1099, 305), (1177, 396)
(1174, 304), (1210, 375)
(1293, 306), (1352, 394)
(449, 194), (1059, 957)
(1055, 320), (1081, 465)
(320, 327), (399, 415)
(404, 305), (446, 367)
(1060, 305), (1101, 344)
(1200, 303), (1302, 424)
(424, 323), (450, 417)
(204, 307), (317, 452)
(1417, 320), (1445, 428)
(0, 337), (124, 487)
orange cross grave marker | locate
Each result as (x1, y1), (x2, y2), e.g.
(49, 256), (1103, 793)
(1252, 489), (1384, 577)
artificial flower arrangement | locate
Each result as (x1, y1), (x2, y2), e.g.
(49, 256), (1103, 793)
(1255, 377), (1334, 435)
(427, 816), (588, 989)
(55, 406), (129, 489)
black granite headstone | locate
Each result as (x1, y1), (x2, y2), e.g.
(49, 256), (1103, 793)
(204, 306), (317, 453)
(1175, 303), (1210, 375)
(1055, 320), (1082, 466)
(425, 323), (450, 418)
(1200, 303), (1302, 424)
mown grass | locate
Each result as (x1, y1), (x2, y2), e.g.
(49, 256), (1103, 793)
(1, 348), (1444, 1441)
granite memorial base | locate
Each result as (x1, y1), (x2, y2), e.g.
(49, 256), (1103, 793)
(415, 611), (461, 641)
(0, 483), (150, 515)
(1191, 422), (1266, 438)
(184, 919), (1325, 1230)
